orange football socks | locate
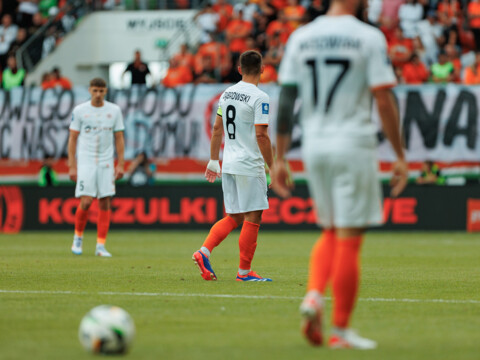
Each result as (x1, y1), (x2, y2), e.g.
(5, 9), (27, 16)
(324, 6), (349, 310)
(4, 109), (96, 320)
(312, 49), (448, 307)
(74, 206), (89, 238)
(202, 216), (239, 253)
(239, 221), (260, 271)
(307, 229), (336, 294)
(332, 236), (363, 328)
(96, 210), (111, 245)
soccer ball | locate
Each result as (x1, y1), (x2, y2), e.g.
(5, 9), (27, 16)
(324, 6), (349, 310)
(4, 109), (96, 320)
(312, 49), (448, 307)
(78, 305), (135, 355)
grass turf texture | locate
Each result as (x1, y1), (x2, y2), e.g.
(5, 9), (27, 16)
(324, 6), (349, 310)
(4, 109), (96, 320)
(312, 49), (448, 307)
(1, 231), (479, 360)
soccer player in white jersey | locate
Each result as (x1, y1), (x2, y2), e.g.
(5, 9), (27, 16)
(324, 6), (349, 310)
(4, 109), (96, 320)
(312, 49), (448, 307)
(272, 0), (408, 349)
(68, 78), (125, 257)
(192, 50), (275, 282)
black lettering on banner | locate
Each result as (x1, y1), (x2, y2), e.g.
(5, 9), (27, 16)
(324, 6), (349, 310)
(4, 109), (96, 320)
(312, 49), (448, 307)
(160, 87), (178, 117)
(150, 121), (162, 156)
(176, 85), (196, 117)
(226, 105), (236, 139)
(20, 124), (34, 158)
(61, 124), (70, 157)
(444, 90), (478, 149)
(39, 88), (54, 121)
(141, 87), (158, 116)
(0, 124), (11, 158)
(25, 85), (37, 123)
(56, 89), (75, 120)
(45, 123), (59, 155)
(0, 88), (26, 121)
(403, 89), (445, 148)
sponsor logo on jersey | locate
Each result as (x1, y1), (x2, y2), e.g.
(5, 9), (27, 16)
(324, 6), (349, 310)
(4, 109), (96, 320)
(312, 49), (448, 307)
(262, 103), (269, 114)
(85, 125), (91, 133)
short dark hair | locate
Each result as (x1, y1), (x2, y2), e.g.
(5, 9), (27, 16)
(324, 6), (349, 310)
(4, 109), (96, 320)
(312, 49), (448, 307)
(239, 50), (262, 76)
(89, 78), (107, 88)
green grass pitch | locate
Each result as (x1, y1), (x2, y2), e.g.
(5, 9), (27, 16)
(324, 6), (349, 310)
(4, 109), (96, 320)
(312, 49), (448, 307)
(1, 230), (479, 360)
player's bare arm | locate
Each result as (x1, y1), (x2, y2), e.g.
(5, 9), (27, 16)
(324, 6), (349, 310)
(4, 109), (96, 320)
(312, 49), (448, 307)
(205, 114), (223, 183)
(255, 124), (274, 188)
(114, 131), (125, 180)
(272, 84), (297, 198)
(68, 130), (79, 182)
(374, 87), (408, 197)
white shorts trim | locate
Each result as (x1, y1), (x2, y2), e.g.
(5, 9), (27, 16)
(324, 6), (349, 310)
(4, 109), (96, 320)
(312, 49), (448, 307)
(303, 148), (383, 228)
(222, 173), (269, 214)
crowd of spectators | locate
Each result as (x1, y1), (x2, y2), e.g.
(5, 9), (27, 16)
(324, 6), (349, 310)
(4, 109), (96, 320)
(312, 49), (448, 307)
(8, 0), (480, 90)
(162, 0), (480, 87)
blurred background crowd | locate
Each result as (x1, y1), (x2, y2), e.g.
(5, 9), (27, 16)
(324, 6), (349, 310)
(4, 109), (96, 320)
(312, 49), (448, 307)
(4, 0), (480, 90)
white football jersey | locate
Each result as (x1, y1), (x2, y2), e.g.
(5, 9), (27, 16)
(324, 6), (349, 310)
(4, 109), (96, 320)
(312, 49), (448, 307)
(217, 81), (270, 176)
(278, 15), (396, 149)
(69, 101), (124, 165)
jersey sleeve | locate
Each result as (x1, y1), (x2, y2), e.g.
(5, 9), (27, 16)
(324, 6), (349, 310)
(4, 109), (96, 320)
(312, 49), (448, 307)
(113, 107), (125, 132)
(69, 108), (81, 132)
(366, 30), (397, 90)
(278, 32), (300, 86)
(254, 93), (270, 125)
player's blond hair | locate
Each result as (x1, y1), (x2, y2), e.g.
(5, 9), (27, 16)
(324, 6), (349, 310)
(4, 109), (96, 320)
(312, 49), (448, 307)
(89, 78), (107, 88)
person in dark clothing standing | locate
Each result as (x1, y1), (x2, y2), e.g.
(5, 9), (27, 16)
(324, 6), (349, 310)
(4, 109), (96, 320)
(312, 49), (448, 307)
(123, 50), (151, 86)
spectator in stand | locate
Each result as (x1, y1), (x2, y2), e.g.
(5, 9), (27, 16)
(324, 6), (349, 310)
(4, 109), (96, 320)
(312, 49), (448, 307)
(39, 0), (58, 19)
(437, 0), (461, 27)
(195, 34), (231, 80)
(123, 50), (151, 86)
(2, 55), (26, 90)
(431, 50), (455, 83)
(38, 153), (58, 187)
(252, 13), (269, 53)
(212, 0), (233, 34)
(195, 55), (217, 84)
(266, 10), (294, 45)
(263, 32), (284, 68)
(194, 3), (220, 44)
(162, 57), (193, 88)
(388, 26), (414, 68)
(416, 160), (445, 185)
(225, 9), (253, 55)
(417, 10), (444, 65)
(398, 0), (424, 39)
(468, 0), (480, 50)
(444, 44), (461, 82)
(259, 63), (277, 83)
(381, 0), (404, 23)
(0, 14), (18, 67)
(283, 0), (305, 30)
(463, 51), (480, 84)
(41, 71), (52, 89)
(46, 66), (72, 89)
(17, 0), (39, 28)
(233, 0), (259, 23)
(2, 1), (20, 17)
(402, 53), (430, 84)
(126, 151), (155, 187)
(8, 27), (27, 56)
(171, 43), (195, 70)
(255, 0), (277, 23)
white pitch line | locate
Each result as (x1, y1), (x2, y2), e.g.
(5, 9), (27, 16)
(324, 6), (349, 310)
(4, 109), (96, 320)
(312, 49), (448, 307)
(0, 289), (479, 304)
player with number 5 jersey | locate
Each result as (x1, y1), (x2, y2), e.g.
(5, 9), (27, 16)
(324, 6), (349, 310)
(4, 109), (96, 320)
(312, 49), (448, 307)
(68, 78), (125, 258)
(192, 50), (276, 282)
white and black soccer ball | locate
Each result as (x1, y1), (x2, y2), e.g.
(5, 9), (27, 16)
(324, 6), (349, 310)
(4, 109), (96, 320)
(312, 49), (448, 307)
(78, 305), (135, 355)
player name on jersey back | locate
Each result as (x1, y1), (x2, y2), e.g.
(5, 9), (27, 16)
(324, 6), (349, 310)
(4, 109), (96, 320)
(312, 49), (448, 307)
(278, 15), (396, 149)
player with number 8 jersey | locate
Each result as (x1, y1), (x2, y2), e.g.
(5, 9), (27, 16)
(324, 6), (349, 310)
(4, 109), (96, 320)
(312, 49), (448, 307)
(192, 50), (276, 282)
